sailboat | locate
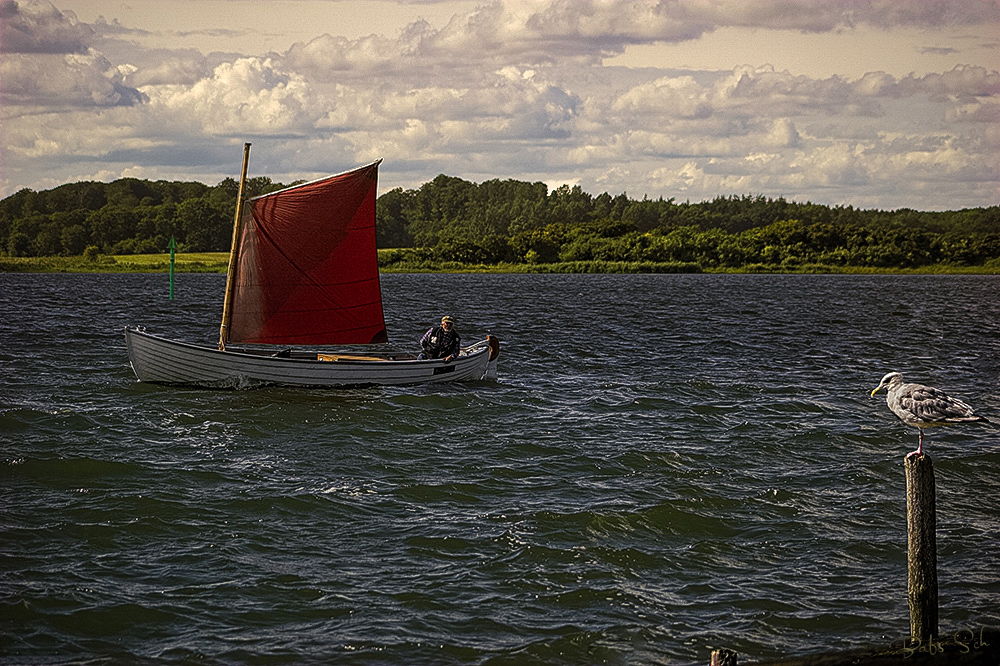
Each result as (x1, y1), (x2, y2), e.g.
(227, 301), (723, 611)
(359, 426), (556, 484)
(125, 144), (499, 388)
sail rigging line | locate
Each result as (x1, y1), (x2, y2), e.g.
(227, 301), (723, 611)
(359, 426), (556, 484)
(218, 142), (252, 350)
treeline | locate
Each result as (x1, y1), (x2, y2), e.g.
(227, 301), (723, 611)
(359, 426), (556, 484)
(0, 176), (282, 257)
(376, 176), (1000, 269)
(2, 174), (999, 270)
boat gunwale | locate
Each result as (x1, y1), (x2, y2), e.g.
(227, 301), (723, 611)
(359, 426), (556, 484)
(125, 326), (491, 366)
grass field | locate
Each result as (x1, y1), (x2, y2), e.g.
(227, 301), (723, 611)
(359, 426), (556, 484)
(116, 252), (230, 271)
(0, 253), (230, 273)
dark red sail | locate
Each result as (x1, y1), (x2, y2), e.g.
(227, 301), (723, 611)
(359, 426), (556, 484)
(226, 160), (388, 345)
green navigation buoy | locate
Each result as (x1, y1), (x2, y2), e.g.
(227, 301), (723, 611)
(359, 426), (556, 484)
(168, 236), (177, 299)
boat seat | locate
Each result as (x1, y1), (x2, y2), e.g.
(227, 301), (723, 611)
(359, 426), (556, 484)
(317, 353), (387, 362)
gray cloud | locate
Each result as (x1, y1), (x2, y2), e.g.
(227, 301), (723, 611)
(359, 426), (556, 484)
(279, 1), (1000, 78)
(1, 0), (92, 53)
(921, 46), (959, 56)
(125, 54), (211, 87)
(3, 51), (148, 106)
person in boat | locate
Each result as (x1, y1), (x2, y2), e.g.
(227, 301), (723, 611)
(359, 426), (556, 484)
(419, 315), (461, 362)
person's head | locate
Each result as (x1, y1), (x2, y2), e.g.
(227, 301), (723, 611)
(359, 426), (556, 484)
(441, 315), (454, 330)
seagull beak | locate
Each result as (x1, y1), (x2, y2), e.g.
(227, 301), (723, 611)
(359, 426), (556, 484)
(870, 386), (883, 397)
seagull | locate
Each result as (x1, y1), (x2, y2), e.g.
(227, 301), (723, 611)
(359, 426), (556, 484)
(871, 372), (991, 457)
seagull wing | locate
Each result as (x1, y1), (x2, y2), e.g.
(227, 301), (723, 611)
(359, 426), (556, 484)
(900, 384), (981, 425)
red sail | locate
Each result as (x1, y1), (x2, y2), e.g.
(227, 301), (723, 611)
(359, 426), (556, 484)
(226, 161), (388, 345)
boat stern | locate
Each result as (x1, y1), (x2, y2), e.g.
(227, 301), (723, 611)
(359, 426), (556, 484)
(484, 335), (500, 379)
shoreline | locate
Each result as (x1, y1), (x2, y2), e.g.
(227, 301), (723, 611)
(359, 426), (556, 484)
(2, 254), (999, 275)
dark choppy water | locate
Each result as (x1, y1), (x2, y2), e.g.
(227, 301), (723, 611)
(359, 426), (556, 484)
(2, 272), (998, 665)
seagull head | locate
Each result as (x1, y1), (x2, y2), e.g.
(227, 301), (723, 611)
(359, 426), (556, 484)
(871, 371), (904, 397)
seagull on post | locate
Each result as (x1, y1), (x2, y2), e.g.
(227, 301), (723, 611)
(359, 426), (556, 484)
(871, 372), (991, 457)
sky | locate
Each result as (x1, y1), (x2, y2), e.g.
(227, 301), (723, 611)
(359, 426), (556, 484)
(2, 0), (999, 211)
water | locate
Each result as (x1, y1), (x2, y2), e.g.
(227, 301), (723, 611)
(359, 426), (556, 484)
(2, 272), (998, 665)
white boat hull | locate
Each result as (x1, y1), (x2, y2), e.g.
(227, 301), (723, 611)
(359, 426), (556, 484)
(125, 327), (499, 388)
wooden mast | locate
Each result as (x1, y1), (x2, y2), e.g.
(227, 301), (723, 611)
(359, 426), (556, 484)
(218, 142), (252, 350)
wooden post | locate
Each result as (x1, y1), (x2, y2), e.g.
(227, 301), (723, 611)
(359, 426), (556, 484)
(904, 453), (938, 643)
(710, 648), (737, 666)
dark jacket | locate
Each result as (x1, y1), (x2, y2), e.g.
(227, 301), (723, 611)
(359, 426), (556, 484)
(420, 325), (461, 359)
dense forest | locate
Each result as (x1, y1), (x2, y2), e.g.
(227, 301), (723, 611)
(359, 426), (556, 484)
(2, 174), (999, 271)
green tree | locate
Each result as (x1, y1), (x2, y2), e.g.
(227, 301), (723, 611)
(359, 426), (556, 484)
(177, 198), (228, 251)
(376, 188), (415, 248)
(87, 206), (133, 251)
(61, 224), (89, 255)
(7, 231), (31, 256)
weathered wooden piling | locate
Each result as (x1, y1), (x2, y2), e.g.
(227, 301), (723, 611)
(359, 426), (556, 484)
(904, 453), (937, 643)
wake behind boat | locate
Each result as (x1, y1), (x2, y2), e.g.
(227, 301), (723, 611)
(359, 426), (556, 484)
(125, 144), (499, 388)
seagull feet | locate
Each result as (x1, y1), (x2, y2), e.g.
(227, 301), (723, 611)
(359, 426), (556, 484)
(906, 431), (926, 459)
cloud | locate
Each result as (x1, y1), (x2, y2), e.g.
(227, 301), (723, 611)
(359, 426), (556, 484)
(126, 55), (210, 87)
(946, 100), (1000, 123)
(610, 75), (712, 119)
(146, 58), (315, 135)
(2, 50), (147, 106)
(279, 1), (1000, 77)
(1, 1), (147, 108)
(843, 0), (1000, 29)
(1, 0), (92, 53)
(766, 118), (801, 147)
(2, 0), (999, 210)
(921, 46), (959, 56)
(902, 64), (1000, 101)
